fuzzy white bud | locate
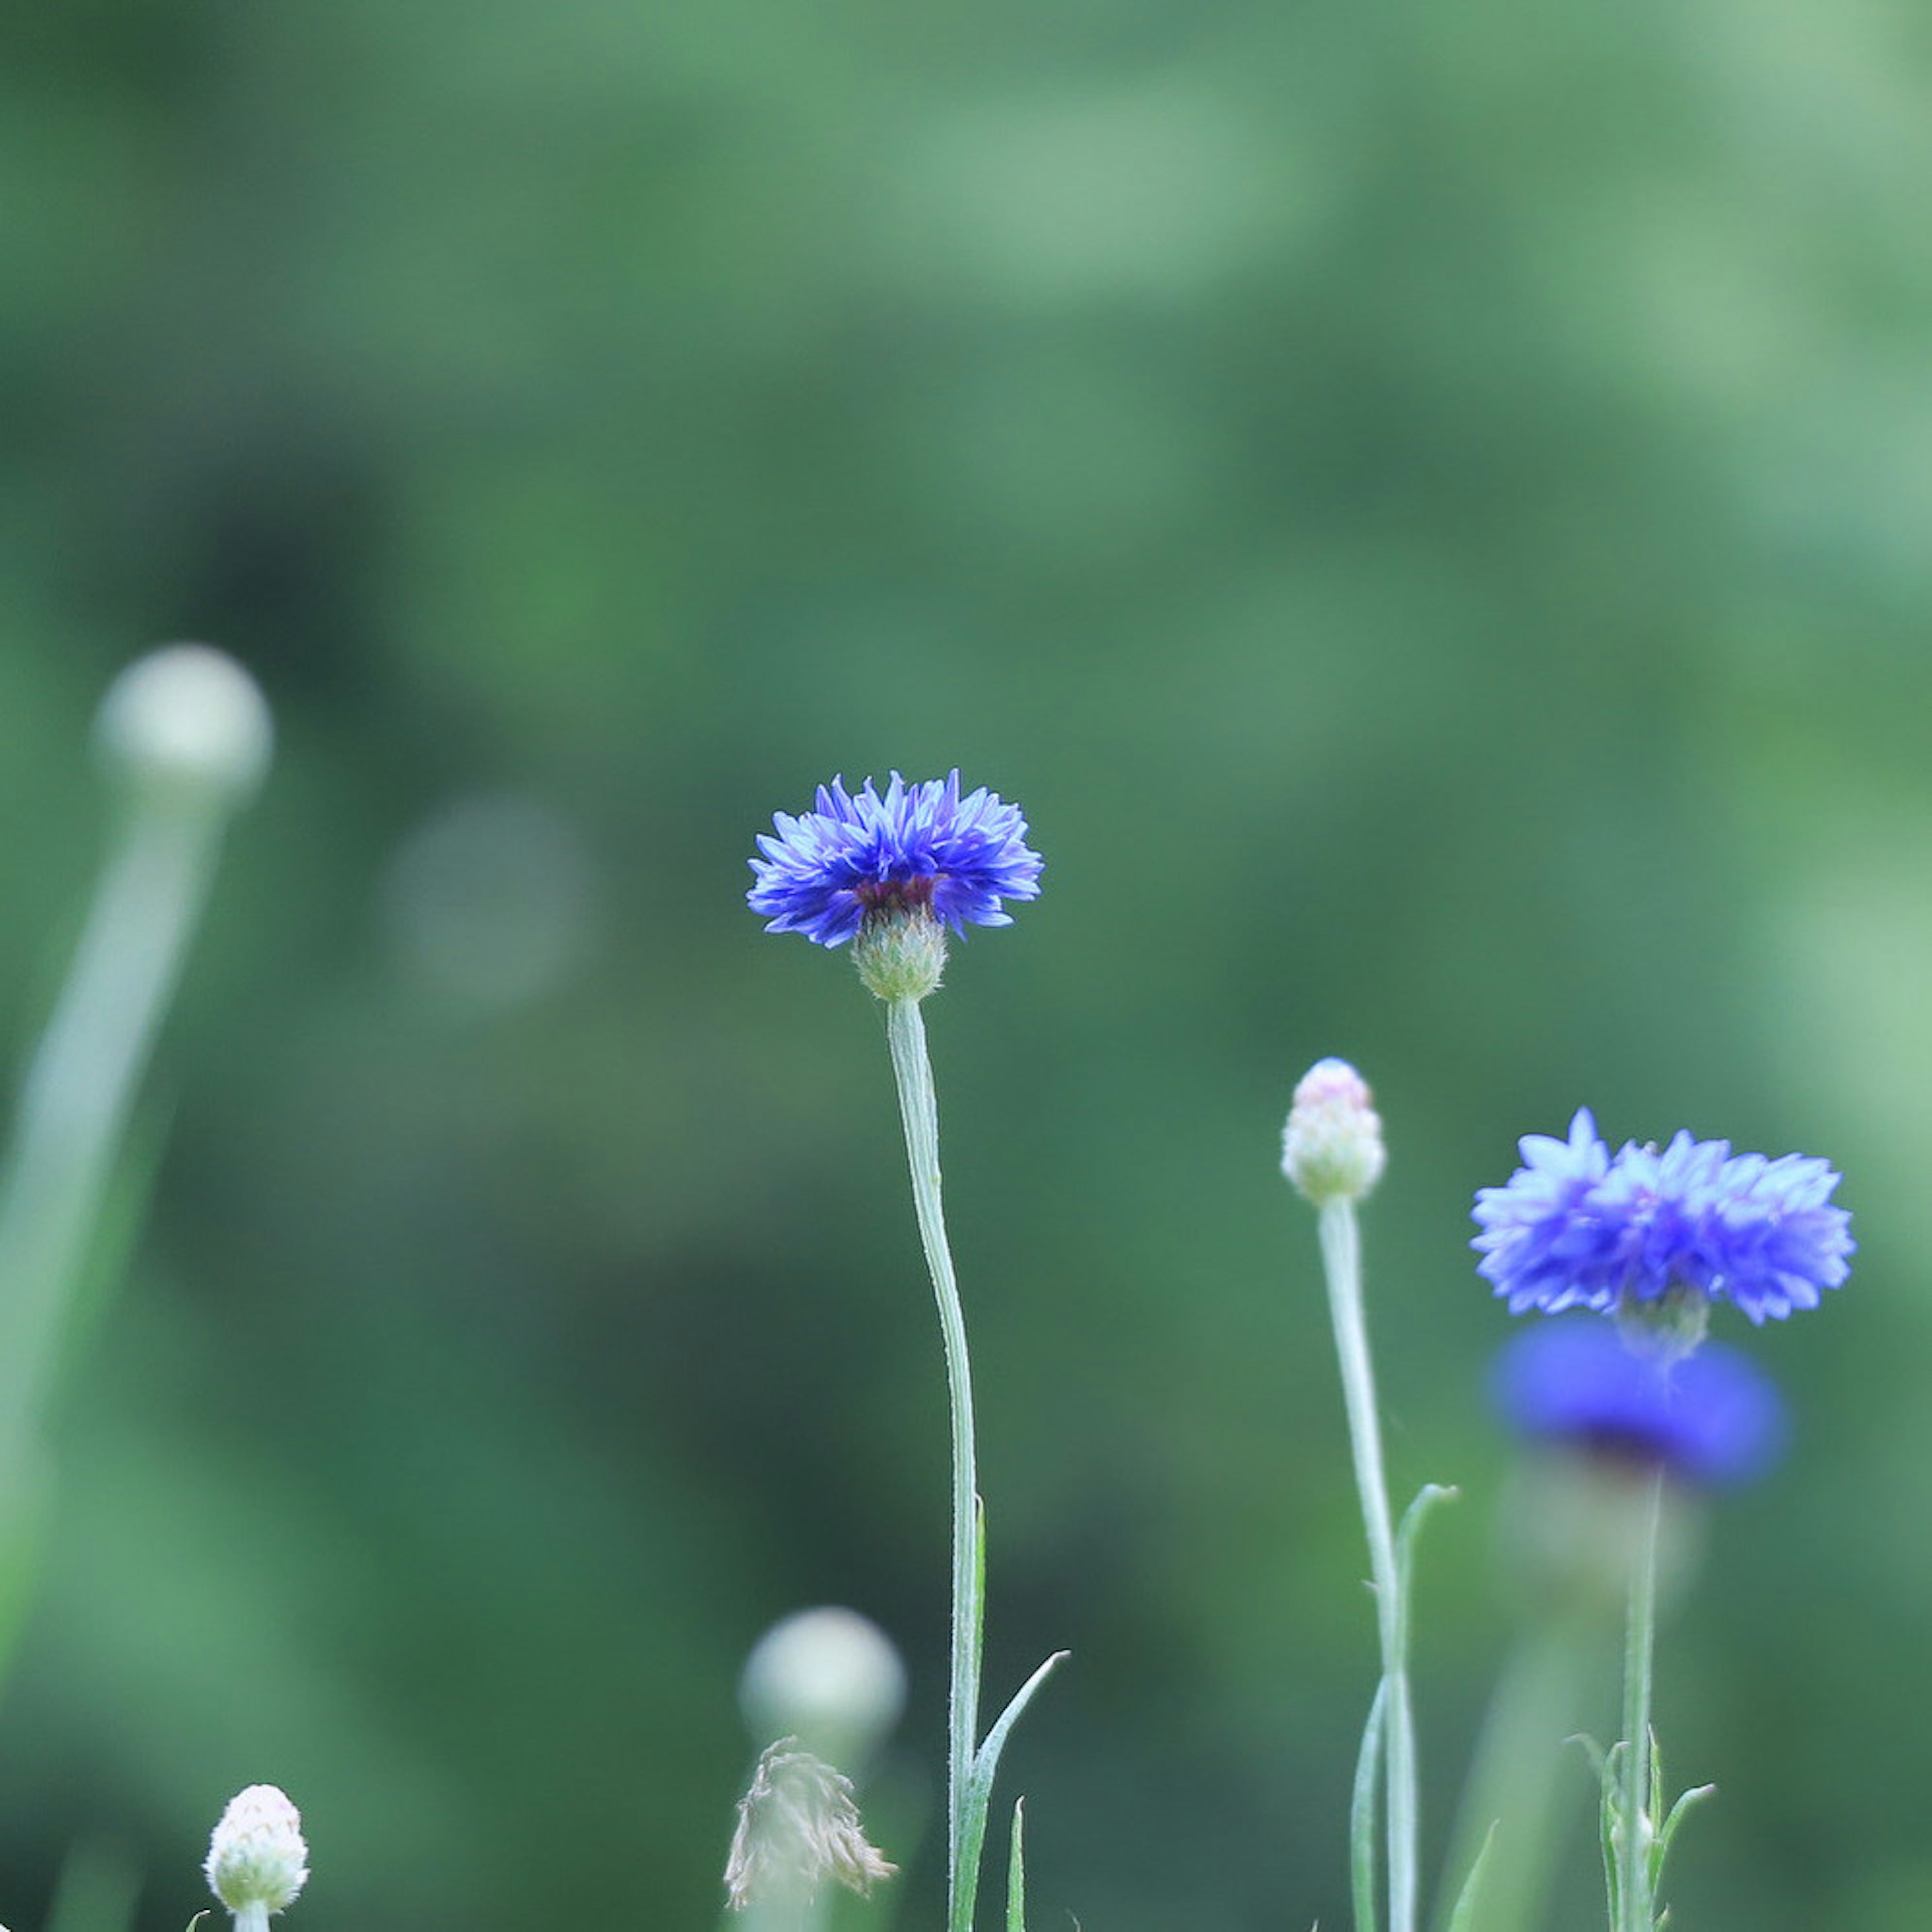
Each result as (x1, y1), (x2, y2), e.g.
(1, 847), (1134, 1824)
(205, 1784), (308, 1917)
(740, 1606), (906, 1766)
(1282, 1057), (1386, 1206)
(95, 644), (273, 807)
(725, 1739), (897, 1911)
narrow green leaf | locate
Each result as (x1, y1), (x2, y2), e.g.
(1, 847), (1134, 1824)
(1349, 1677), (1386, 1932)
(957, 1651), (1068, 1930)
(1006, 1797), (1026, 1932)
(1597, 1740), (1624, 1932)
(1568, 1732), (1611, 1790)
(975, 1493), (988, 1613)
(1444, 1820), (1499, 1932)
(1394, 1484), (1459, 1593)
(1656, 1782), (1715, 1860)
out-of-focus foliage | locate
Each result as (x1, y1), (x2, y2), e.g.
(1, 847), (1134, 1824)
(2, 0), (1929, 1925)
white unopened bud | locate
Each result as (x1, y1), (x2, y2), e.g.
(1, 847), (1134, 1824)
(740, 1606), (906, 1767)
(205, 1784), (308, 1922)
(1282, 1057), (1386, 1206)
(96, 644), (273, 807)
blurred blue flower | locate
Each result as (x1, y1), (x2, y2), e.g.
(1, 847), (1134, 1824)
(1493, 1317), (1785, 1486)
(749, 772), (1042, 947)
(1472, 1111), (1853, 1324)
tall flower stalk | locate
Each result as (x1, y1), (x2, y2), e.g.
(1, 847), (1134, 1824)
(1614, 1468), (1664, 1932)
(882, 990), (983, 1904)
(1473, 1109), (1850, 1931)
(1318, 1193), (1418, 1932)
(0, 647), (269, 1659)
(1285, 1060), (1441, 1932)
(749, 772), (1058, 1932)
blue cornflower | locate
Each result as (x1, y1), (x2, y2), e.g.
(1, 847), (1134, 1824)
(1493, 1317), (1785, 1486)
(748, 772), (1042, 947)
(1472, 1110), (1854, 1324)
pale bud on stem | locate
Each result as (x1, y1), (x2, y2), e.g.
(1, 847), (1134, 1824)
(206, 1786), (308, 1928)
(0, 646), (274, 1478)
(1282, 1057), (1387, 1207)
(95, 643), (273, 811)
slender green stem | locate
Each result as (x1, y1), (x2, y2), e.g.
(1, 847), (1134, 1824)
(1317, 1198), (1417, 1932)
(1618, 1473), (1665, 1932)
(0, 796), (229, 1477)
(883, 995), (983, 1932)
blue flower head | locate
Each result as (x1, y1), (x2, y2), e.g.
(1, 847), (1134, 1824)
(1472, 1110), (1853, 1325)
(748, 773), (1042, 947)
(1493, 1317), (1786, 1486)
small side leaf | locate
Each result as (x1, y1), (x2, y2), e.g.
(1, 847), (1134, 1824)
(1595, 1739), (1625, 1930)
(1444, 1820), (1500, 1932)
(1656, 1782), (1716, 1862)
(1349, 1676), (1386, 1932)
(956, 1651), (1069, 1931)
(1394, 1484), (1459, 1592)
(1006, 1798), (1026, 1932)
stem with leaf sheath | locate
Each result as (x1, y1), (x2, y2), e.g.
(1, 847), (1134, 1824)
(1617, 1472), (1665, 1932)
(1318, 1196), (1418, 1932)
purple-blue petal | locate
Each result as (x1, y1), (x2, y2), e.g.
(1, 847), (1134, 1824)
(748, 772), (1043, 947)
(1471, 1111), (1853, 1323)
(1492, 1317), (1786, 1486)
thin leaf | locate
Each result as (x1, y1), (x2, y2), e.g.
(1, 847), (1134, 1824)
(1394, 1485), (1459, 1592)
(1006, 1798), (1026, 1932)
(956, 1651), (1069, 1931)
(1349, 1677), (1386, 1932)
(1656, 1782), (1716, 1861)
(1444, 1820), (1500, 1932)
(1568, 1733), (1611, 1791)
(975, 1494), (988, 1623)
(1596, 1740), (1625, 1932)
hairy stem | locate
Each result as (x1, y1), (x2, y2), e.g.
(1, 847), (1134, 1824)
(1318, 1198), (1417, 1932)
(883, 996), (984, 1932)
(1618, 1473), (1665, 1932)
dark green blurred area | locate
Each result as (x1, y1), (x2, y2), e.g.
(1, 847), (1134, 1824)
(3, 0), (1930, 1924)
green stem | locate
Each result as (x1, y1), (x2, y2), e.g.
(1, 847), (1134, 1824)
(883, 995), (983, 1932)
(1618, 1473), (1665, 1932)
(0, 795), (228, 1476)
(1317, 1198), (1417, 1932)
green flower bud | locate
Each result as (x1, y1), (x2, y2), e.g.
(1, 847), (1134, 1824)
(851, 906), (948, 1003)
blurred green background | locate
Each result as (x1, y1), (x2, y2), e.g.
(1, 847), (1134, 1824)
(3, 0), (1929, 1925)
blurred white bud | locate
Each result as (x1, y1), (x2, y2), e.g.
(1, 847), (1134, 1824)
(725, 1739), (897, 1912)
(205, 1784), (308, 1921)
(740, 1607), (906, 1766)
(1282, 1057), (1386, 1206)
(95, 644), (273, 807)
